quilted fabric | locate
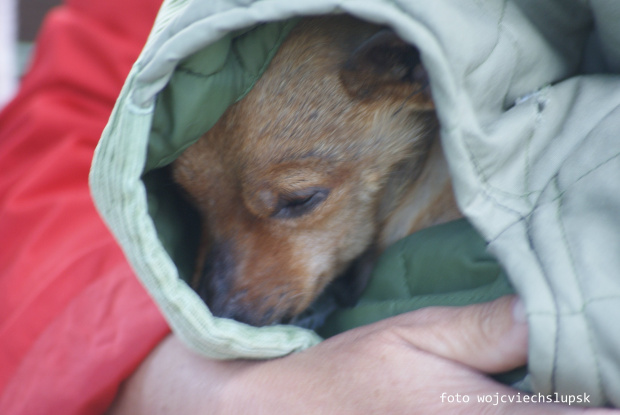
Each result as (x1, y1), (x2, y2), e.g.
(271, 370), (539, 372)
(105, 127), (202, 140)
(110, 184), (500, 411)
(318, 219), (515, 338)
(90, 0), (620, 406)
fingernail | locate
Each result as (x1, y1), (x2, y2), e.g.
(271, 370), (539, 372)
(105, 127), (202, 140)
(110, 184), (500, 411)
(512, 297), (527, 324)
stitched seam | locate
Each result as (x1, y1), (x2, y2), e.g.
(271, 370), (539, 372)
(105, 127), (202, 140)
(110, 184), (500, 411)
(524, 125), (534, 208)
(494, 156), (620, 394)
(466, 88), (620, 245)
(522, 183), (560, 392)
(559, 152), (620, 198)
(464, 0), (508, 77)
(536, 148), (620, 209)
(481, 83), (620, 206)
(523, 89), (551, 209)
(496, 150), (620, 294)
(176, 65), (214, 78)
(394, 0), (537, 208)
(495, 96), (620, 221)
(457, 0), (541, 204)
(527, 294), (620, 316)
(555, 176), (604, 395)
(528, 296), (620, 322)
(236, 20), (299, 102)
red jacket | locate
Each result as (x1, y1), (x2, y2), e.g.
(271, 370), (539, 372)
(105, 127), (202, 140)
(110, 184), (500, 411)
(0, 0), (169, 413)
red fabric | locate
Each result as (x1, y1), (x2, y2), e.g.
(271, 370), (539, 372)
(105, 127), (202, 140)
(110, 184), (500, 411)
(0, 0), (169, 413)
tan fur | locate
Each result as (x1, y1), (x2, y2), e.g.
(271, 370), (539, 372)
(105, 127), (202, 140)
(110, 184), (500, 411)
(172, 15), (461, 326)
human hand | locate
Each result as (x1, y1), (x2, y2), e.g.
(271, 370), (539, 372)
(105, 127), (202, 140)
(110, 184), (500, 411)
(108, 296), (616, 414)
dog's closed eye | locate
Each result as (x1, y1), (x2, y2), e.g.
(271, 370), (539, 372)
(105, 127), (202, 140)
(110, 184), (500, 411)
(271, 187), (330, 219)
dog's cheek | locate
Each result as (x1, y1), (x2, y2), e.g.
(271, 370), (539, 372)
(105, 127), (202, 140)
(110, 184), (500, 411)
(289, 212), (376, 298)
(290, 235), (334, 291)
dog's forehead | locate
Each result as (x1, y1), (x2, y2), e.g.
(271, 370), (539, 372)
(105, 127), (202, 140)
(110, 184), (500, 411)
(231, 88), (377, 163)
(210, 15), (429, 172)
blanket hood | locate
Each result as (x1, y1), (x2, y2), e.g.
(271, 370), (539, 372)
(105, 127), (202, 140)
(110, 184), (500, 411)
(90, 0), (620, 407)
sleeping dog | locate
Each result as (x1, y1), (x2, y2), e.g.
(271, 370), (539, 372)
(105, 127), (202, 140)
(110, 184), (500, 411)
(172, 15), (461, 327)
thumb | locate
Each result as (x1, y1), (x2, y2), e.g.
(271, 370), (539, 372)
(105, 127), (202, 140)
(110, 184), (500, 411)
(392, 295), (528, 374)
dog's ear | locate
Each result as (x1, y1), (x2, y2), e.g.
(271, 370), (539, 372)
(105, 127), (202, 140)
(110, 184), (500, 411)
(340, 29), (431, 104)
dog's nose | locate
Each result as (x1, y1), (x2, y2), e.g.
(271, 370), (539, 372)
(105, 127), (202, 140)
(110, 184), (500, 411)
(197, 244), (285, 326)
(214, 297), (280, 327)
(208, 287), (283, 327)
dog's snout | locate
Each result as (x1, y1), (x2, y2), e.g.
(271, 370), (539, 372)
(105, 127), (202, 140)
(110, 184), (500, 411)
(215, 295), (281, 327)
(197, 243), (236, 311)
(198, 243), (292, 326)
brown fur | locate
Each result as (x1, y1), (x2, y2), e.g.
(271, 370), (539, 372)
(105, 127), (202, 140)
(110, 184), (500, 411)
(172, 15), (461, 326)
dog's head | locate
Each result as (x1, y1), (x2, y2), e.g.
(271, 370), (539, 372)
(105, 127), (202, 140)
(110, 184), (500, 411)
(173, 16), (439, 326)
